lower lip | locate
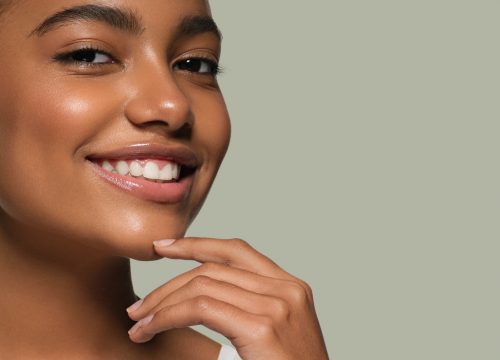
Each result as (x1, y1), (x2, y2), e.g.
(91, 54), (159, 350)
(87, 160), (193, 204)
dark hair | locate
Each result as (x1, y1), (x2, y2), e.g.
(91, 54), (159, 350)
(0, 0), (13, 18)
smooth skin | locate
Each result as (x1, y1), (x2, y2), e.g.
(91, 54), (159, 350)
(0, 0), (328, 359)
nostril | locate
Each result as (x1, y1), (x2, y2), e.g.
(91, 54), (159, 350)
(136, 119), (171, 128)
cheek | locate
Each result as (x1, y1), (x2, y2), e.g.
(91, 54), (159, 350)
(0, 75), (119, 179)
(20, 80), (120, 150)
(0, 75), (119, 228)
(184, 91), (231, 220)
(192, 91), (231, 164)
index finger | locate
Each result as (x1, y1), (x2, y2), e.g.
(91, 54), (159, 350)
(153, 237), (291, 280)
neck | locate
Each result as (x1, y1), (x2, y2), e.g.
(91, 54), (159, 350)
(0, 216), (155, 358)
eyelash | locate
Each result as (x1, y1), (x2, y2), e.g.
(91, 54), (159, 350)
(53, 46), (115, 67)
(53, 46), (221, 75)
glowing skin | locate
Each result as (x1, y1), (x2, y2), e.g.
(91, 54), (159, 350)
(0, 0), (230, 262)
(0, 1), (328, 359)
(0, 0), (228, 358)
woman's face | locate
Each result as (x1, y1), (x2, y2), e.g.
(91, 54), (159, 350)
(0, 0), (230, 260)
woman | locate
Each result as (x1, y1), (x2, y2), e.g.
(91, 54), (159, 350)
(0, 0), (328, 358)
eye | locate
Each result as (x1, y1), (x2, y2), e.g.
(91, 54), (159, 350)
(173, 58), (220, 75)
(53, 47), (115, 67)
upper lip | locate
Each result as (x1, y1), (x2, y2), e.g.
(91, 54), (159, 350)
(85, 143), (200, 168)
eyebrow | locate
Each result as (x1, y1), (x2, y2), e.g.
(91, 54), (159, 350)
(176, 15), (222, 41)
(28, 4), (144, 37)
(28, 4), (222, 41)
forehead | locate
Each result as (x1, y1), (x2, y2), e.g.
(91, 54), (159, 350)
(8, 0), (211, 12)
(2, 0), (212, 37)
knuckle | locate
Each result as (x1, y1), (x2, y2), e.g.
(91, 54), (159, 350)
(271, 298), (291, 321)
(251, 317), (277, 342)
(298, 279), (314, 300)
(140, 293), (154, 306)
(287, 282), (310, 306)
(193, 295), (213, 313)
(231, 238), (252, 251)
(189, 275), (213, 290)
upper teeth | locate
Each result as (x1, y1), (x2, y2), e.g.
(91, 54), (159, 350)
(99, 160), (181, 182)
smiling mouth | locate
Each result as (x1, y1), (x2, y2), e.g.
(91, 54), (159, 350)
(88, 158), (197, 184)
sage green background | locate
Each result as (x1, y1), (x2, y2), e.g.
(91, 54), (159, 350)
(132, 1), (499, 359)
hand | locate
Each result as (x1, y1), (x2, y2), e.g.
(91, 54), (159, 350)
(127, 237), (329, 360)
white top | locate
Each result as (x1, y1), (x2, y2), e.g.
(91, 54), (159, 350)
(217, 344), (242, 360)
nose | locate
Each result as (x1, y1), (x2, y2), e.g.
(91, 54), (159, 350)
(124, 63), (193, 133)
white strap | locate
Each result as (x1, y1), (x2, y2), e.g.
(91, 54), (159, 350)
(217, 344), (242, 360)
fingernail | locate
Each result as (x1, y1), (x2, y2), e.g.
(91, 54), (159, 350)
(128, 314), (154, 336)
(126, 298), (143, 313)
(139, 314), (154, 327)
(153, 239), (176, 247)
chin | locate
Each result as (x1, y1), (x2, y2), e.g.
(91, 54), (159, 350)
(128, 249), (163, 262)
(108, 226), (188, 261)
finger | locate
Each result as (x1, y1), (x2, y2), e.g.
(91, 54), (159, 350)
(128, 296), (272, 345)
(127, 262), (301, 321)
(148, 276), (289, 321)
(153, 237), (292, 279)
